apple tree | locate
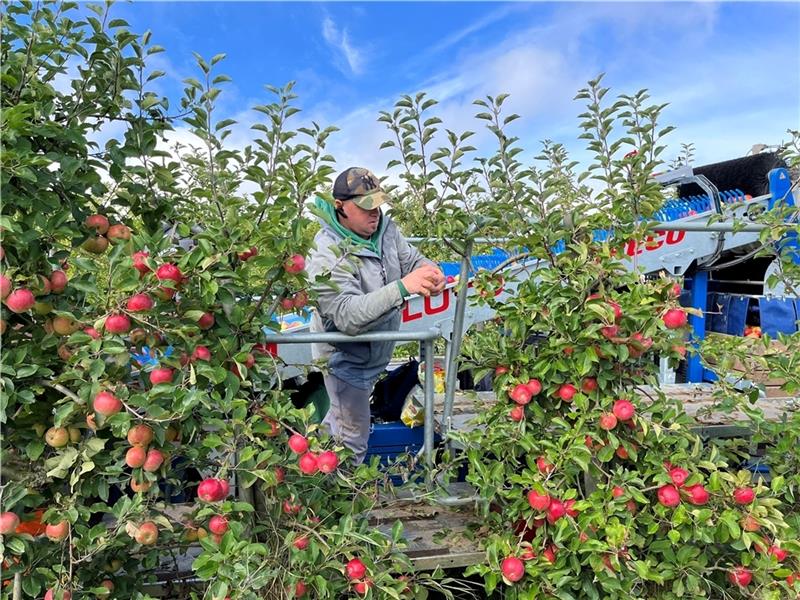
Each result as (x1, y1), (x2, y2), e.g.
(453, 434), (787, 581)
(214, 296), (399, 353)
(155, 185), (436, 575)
(0, 4), (455, 599)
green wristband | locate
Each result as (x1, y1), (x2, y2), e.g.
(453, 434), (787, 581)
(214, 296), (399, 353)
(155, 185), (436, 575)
(397, 280), (411, 300)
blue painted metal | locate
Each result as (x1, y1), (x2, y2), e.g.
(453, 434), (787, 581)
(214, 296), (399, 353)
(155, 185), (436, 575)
(687, 270), (709, 382)
(769, 167), (800, 266)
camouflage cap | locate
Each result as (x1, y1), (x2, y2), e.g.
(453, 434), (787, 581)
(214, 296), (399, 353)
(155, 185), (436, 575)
(332, 167), (390, 210)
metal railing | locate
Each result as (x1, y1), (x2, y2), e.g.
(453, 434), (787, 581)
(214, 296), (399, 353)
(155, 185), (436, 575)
(261, 329), (440, 469)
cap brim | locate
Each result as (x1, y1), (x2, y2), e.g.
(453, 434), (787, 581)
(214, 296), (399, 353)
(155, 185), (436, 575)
(351, 191), (390, 210)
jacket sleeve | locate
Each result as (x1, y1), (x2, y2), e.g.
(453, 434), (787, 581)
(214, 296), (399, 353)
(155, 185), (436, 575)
(396, 229), (437, 277)
(309, 251), (404, 336)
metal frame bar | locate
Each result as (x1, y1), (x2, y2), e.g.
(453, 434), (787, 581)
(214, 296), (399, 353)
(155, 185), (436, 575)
(687, 270), (709, 382)
(262, 328), (441, 468)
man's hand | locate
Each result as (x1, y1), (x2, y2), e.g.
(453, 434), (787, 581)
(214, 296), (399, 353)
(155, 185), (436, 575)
(401, 264), (445, 298)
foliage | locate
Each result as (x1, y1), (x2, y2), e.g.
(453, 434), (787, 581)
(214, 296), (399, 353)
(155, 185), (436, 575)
(0, 3), (450, 599)
(380, 76), (800, 599)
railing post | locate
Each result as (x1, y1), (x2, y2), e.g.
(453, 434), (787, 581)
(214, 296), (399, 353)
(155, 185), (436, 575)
(422, 337), (436, 470)
(442, 239), (474, 441)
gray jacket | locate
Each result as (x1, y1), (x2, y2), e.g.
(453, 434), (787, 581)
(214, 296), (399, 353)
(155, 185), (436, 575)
(307, 203), (432, 390)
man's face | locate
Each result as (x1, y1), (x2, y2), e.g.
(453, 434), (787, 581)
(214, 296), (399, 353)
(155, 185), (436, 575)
(336, 200), (381, 238)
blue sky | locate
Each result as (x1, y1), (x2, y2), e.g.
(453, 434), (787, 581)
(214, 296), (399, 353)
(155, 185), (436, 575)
(91, 1), (799, 179)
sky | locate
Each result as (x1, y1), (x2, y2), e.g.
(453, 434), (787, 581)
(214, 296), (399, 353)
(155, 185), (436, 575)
(82, 1), (800, 184)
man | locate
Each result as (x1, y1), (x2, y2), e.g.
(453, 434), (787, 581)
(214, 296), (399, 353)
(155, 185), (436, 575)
(307, 167), (445, 464)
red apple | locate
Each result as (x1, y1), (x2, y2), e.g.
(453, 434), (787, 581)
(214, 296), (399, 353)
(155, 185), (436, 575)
(107, 223), (131, 242)
(495, 366), (509, 376)
(192, 345), (211, 361)
(274, 467), (285, 484)
(581, 377), (598, 393)
(49, 270), (68, 293)
(5, 288), (35, 313)
(317, 450), (339, 474)
(288, 434), (309, 455)
(217, 478), (230, 499)
(127, 424), (153, 447)
(662, 308), (688, 329)
(284, 254), (305, 274)
(733, 487), (755, 505)
(685, 484), (709, 505)
(294, 581), (307, 598)
(104, 313), (131, 334)
(125, 446), (147, 468)
(197, 312), (215, 330)
(84, 327), (101, 339)
(536, 456), (554, 475)
(0, 274), (11, 299)
(546, 499), (566, 524)
(44, 589), (72, 600)
(132, 251), (151, 276)
(208, 515), (228, 535)
(142, 449), (164, 472)
(612, 399), (635, 421)
(45, 520), (69, 541)
(768, 545), (789, 562)
(283, 499), (300, 515)
(84, 214), (110, 234)
(0, 512), (20, 535)
(741, 515), (760, 532)
(599, 413), (618, 431)
(353, 580), (373, 596)
(611, 486), (625, 498)
(126, 293), (154, 312)
(149, 368), (174, 385)
(281, 297), (294, 311)
(509, 406), (524, 422)
(293, 535), (309, 550)
(524, 378), (542, 396)
(508, 384), (532, 406)
(197, 478), (224, 502)
(527, 490), (551, 511)
(292, 290), (309, 309)
(557, 384), (577, 402)
(298, 452), (319, 475)
(609, 300), (623, 322)
(345, 558), (367, 580)
(669, 467), (689, 487)
(94, 391), (123, 416)
(156, 263), (182, 283)
(130, 478), (152, 493)
(657, 485), (681, 507)
(542, 545), (557, 564)
(501, 556), (525, 583)
(135, 521), (159, 545)
(601, 324), (620, 339)
(728, 566), (752, 587)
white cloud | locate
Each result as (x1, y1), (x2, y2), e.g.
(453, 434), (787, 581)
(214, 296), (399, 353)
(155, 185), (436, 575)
(321, 16), (365, 76)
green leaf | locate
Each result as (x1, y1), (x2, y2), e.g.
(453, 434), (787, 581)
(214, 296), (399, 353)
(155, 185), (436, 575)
(45, 448), (79, 479)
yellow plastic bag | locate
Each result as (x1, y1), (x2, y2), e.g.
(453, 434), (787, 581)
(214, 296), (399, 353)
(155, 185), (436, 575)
(400, 386), (425, 428)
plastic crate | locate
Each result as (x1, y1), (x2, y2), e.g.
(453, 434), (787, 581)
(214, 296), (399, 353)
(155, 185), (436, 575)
(366, 421), (438, 465)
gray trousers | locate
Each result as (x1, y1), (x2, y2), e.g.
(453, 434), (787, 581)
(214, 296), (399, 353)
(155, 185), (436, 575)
(322, 374), (372, 465)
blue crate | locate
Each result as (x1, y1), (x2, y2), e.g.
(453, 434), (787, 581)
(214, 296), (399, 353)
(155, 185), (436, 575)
(366, 421), (438, 465)
(439, 248), (513, 279)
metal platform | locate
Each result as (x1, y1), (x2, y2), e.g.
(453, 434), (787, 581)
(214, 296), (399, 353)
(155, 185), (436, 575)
(432, 384), (798, 442)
